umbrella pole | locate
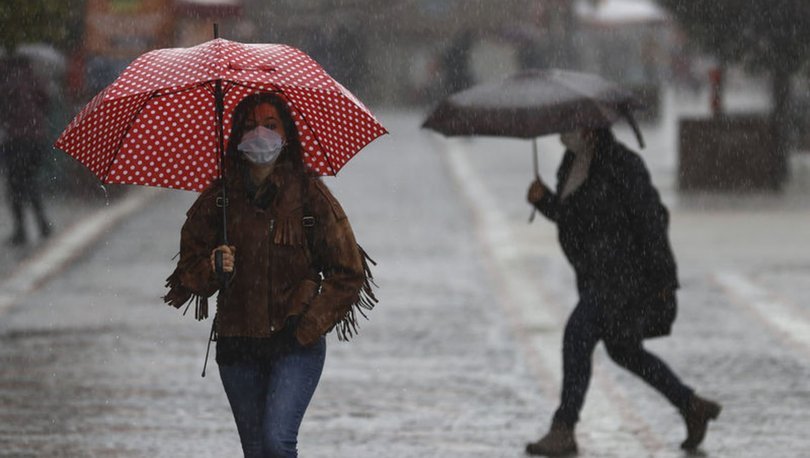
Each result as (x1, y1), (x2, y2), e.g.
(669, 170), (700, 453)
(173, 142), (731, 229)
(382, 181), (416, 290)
(215, 79), (228, 255)
(529, 138), (539, 223)
(204, 23), (227, 379)
(213, 22), (229, 279)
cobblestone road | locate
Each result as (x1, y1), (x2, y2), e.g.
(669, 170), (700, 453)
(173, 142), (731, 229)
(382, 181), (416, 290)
(1, 90), (809, 457)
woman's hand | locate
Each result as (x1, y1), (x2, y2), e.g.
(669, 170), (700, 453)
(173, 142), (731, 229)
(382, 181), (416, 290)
(527, 178), (546, 204)
(210, 245), (236, 273)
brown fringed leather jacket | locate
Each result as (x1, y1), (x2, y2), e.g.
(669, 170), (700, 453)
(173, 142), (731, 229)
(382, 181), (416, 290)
(164, 161), (376, 346)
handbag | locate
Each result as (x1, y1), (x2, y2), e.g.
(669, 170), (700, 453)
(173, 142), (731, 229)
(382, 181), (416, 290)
(639, 288), (677, 339)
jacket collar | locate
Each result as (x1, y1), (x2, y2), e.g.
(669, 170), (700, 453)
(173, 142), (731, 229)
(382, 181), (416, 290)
(226, 159), (304, 213)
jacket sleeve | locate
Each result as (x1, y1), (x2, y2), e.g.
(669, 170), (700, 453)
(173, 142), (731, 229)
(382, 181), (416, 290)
(617, 153), (679, 293)
(295, 179), (370, 346)
(163, 187), (221, 315)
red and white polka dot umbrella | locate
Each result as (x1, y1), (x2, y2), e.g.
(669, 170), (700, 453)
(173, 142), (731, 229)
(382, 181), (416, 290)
(55, 38), (387, 192)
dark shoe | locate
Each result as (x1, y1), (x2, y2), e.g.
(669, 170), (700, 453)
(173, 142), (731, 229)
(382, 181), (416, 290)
(526, 420), (577, 456)
(39, 222), (52, 239)
(7, 232), (27, 246)
(680, 394), (721, 450)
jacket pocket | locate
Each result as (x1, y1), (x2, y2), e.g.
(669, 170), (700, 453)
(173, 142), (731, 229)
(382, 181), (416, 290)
(288, 278), (321, 316)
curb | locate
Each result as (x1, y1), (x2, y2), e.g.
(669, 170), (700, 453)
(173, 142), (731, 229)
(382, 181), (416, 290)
(0, 188), (163, 317)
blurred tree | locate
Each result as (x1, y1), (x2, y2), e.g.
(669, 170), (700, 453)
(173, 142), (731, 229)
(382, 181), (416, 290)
(0, 0), (84, 54)
(658, 0), (810, 183)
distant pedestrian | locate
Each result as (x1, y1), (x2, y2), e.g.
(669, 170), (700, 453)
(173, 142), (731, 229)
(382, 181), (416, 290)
(164, 92), (376, 458)
(0, 55), (52, 245)
(440, 29), (475, 96)
(525, 128), (721, 455)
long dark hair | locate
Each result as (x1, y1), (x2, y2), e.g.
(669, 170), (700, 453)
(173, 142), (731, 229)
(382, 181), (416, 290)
(226, 92), (307, 174)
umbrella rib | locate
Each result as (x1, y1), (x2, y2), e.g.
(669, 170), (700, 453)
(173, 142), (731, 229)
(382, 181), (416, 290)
(203, 83), (216, 98)
(101, 82), (216, 183)
(227, 80), (282, 94)
(222, 80), (235, 97)
(296, 106), (338, 175)
(152, 81), (213, 99)
(101, 89), (160, 183)
(229, 80), (354, 106)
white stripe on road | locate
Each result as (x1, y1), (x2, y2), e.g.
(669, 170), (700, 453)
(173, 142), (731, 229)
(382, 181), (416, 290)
(440, 139), (668, 455)
(715, 271), (810, 351)
(0, 189), (161, 317)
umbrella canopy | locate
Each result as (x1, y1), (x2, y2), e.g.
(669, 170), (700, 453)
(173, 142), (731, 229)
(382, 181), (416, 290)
(55, 38), (387, 192)
(422, 68), (644, 146)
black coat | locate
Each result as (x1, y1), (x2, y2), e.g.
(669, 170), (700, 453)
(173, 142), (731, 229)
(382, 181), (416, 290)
(534, 138), (678, 338)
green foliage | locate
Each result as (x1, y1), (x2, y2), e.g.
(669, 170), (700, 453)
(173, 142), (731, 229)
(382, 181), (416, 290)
(658, 0), (810, 74)
(0, 0), (84, 53)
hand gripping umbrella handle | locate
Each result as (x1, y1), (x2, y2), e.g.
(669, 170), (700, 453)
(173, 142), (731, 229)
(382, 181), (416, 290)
(214, 250), (228, 286)
(215, 249), (223, 272)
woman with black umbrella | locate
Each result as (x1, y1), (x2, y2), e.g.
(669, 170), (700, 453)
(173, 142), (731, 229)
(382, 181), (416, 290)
(524, 128), (721, 455)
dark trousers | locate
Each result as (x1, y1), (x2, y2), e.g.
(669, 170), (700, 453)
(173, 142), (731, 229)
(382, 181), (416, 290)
(2, 138), (49, 238)
(553, 291), (693, 426)
(218, 336), (326, 458)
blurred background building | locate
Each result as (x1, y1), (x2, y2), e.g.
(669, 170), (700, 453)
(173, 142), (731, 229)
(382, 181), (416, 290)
(2, 0), (808, 193)
(4, 0), (680, 107)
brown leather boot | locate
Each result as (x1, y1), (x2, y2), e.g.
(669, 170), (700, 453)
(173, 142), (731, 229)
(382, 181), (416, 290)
(525, 420), (578, 456)
(680, 394), (722, 450)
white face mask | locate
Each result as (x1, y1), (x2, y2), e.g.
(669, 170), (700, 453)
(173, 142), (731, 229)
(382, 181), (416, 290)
(238, 126), (285, 165)
(560, 130), (589, 154)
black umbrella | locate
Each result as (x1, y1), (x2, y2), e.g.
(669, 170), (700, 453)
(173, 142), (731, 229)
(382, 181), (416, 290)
(423, 68), (644, 221)
(424, 68), (643, 139)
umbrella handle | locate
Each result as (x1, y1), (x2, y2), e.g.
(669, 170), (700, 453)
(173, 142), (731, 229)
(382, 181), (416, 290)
(215, 250), (229, 286)
(529, 138), (539, 223)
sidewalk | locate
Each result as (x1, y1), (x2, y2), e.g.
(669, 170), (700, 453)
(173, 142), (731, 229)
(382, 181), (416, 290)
(0, 171), (111, 278)
(0, 113), (547, 457)
(1, 91), (809, 457)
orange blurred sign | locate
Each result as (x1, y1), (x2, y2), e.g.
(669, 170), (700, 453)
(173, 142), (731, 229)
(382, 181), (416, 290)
(84, 0), (174, 59)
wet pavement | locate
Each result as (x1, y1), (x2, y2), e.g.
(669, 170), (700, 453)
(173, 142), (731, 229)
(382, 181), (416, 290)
(0, 180), (102, 279)
(1, 87), (810, 457)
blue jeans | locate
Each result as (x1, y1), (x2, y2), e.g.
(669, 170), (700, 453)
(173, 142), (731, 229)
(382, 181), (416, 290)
(218, 336), (326, 458)
(553, 291), (693, 426)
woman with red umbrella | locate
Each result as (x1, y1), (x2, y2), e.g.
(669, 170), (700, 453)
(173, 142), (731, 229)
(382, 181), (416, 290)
(164, 92), (376, 457)
(55, 34), (386, 456)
